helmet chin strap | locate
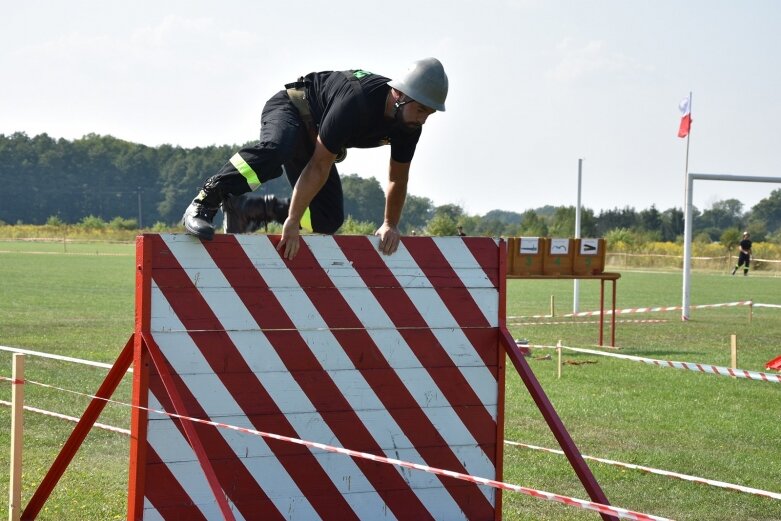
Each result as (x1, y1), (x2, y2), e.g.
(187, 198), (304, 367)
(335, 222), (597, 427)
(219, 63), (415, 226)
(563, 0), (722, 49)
(391, 90), (414, 121)
(389, 89), (420, 135)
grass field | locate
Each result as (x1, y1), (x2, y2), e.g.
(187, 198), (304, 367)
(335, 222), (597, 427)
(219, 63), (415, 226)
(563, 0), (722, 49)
(1, 238), (780, 520)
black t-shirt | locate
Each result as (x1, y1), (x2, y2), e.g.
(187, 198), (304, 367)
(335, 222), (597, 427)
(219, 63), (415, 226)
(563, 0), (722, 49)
(740, 239), (752, 252)
(303, 70), (421, 163)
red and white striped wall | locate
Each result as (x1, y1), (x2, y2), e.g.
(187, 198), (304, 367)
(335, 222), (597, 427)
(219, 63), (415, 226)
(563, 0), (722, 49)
(129, 233), (506, 521)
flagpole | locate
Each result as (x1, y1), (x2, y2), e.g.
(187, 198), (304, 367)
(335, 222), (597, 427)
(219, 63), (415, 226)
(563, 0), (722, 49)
(683, 91), (692, 210)
(682, 91), (692, 321)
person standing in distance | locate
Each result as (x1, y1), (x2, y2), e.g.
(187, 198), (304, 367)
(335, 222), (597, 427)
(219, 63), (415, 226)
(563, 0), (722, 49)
(181, 58), (448, 260)
(732, 231), (753, 276)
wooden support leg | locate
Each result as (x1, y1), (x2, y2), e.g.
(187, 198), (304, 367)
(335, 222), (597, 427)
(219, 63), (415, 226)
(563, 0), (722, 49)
(21, 336), (134, 520)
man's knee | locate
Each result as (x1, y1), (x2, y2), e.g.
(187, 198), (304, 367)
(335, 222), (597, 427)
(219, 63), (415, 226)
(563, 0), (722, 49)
(313, 209), (344, 235)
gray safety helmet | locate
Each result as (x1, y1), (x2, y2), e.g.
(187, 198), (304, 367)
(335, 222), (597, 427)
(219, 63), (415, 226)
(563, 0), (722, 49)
(388, 57), (448, 112)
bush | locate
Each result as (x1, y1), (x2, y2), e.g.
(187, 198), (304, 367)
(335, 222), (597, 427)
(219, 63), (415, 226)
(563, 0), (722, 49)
(45, 215), (65, 227)
(108, 217), (138, 230)
(78, 215), (107, 230)
(425, 213), (458, 236)
(150, 221), (172, 232)
(338, 216), (376, 235)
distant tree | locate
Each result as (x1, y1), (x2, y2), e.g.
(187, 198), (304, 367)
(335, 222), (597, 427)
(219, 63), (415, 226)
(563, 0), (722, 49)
(745, 220), (767, 242)
(433, 203), (465, 221)
(518, 210), (548, 236)
(401, 195), (435, 232)
(426, 213), (458, 236)
(696, 199), (744, 235)
(482, 209), (522, 226)
(639, 205), (662, 233)
(534, 205), (557, 219)
(596, 206), (639, 235)
(660, 207), (684, 242)
(750, 189), (781, 233)
(474, 218), (508, 237)
(548, 206), (596, 237)
(457, 214), (481, 236)
(341, 174), (385, 225)
(720, 227), (741, 252)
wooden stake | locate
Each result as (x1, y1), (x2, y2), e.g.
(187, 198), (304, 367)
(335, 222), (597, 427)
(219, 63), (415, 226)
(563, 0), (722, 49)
(749, 301), (753, 324)
(557, 340), (562, 379)
(8, 354), (24, 521)
(550, 295), (556, 317)
(730, 335), (738, 374)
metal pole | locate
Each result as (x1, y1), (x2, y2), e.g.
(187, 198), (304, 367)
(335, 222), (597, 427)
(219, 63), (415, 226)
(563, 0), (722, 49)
(682, 173), (694, 320)
(573, 159), (583, 314)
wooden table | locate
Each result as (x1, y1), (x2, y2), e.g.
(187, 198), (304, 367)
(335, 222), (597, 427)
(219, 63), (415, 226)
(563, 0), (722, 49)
(507, 272), (621, 347)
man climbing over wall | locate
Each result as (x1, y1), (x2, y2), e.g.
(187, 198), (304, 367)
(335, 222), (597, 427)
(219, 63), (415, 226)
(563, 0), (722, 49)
(182, 57), (448, 260)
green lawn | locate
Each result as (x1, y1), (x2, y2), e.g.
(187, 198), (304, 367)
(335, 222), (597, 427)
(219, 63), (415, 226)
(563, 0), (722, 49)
(1, 240), (780, 520)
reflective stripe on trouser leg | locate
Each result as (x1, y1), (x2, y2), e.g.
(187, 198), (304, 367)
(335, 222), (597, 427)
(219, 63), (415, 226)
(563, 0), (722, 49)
(229, 152), (262, 190)
(300, 208), (313, 232)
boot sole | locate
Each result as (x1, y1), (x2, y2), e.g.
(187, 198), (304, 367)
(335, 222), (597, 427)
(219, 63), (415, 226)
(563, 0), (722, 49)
(183, 222), (215, 241)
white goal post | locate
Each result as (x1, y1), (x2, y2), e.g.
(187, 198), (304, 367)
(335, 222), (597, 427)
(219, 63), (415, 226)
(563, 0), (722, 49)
(682, 173), (781, 320)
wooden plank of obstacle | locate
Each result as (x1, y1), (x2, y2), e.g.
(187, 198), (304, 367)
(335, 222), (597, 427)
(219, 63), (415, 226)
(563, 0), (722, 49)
(130, 234), (507, 521)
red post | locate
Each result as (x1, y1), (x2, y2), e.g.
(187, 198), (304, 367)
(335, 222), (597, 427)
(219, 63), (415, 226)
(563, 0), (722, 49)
(599, 279), (605, 346)
(500, 328), (618, 521)
(611, 279), (617, 347)
(21, 336), (135, 520)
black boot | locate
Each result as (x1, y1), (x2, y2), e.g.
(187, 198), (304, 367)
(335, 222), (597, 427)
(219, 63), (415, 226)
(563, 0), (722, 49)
(223, 193), (290, 234)
(182, 199), (218, 240)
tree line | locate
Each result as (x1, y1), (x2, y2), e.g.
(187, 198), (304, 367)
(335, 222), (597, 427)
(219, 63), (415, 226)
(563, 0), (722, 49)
(3, 132), (781, 243)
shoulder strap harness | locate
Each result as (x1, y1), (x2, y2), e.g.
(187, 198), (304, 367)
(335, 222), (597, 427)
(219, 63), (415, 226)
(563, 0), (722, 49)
(285, 70), (372, 163)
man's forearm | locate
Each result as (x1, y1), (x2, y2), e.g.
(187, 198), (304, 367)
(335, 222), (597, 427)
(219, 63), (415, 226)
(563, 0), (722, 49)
(384, 160), (410, 227)
(384, 180), (407, 226)
(287, 137), (336, 224)
(289, 164), (329, 222)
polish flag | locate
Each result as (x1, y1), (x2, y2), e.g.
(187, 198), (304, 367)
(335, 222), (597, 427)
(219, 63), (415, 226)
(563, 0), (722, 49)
(678, 94), (692, 138)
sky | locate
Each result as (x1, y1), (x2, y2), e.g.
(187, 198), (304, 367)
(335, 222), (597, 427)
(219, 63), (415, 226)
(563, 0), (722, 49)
(2, 1), (780, 217)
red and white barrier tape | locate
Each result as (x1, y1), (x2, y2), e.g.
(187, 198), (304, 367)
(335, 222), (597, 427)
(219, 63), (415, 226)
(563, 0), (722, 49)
(563, 301), (752, 318)
(505, 441), (781, 501)
(754, 303), (781, 309)
(524, 343), (781, 383)
(0, 375), (24, 384)
(0, 399), (130, 435)
(510, 319), (668, 326)
(0, 345), (132, 373)
(6, 371), (776, 505)
(15, 377), (669, 521)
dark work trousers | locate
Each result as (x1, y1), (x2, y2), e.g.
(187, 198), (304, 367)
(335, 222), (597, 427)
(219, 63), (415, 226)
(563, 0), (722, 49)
(737, 251), (751, 270)
(201, 90), (344, 234)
